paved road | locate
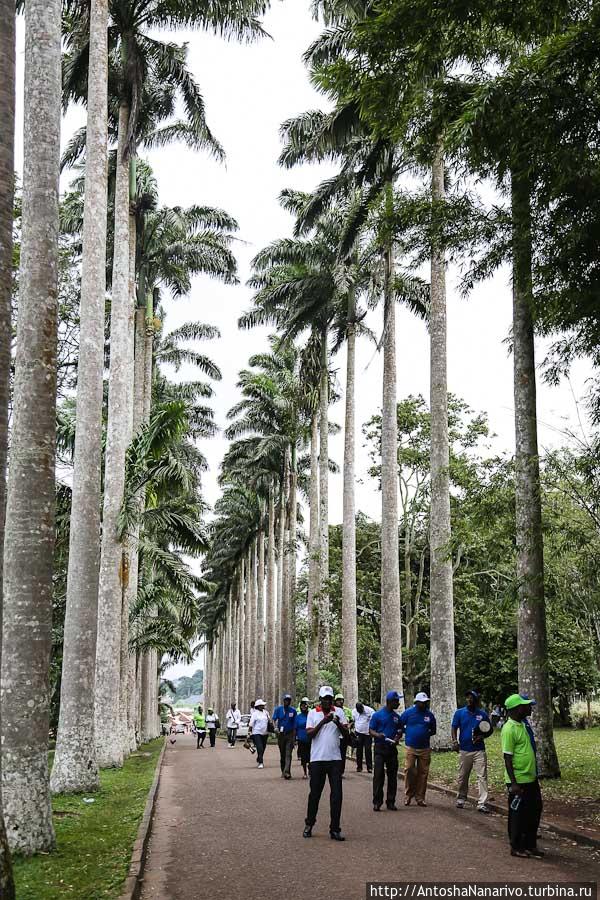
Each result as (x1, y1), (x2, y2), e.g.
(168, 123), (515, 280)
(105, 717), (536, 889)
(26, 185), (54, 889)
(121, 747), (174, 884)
(140, 736), (599, 900)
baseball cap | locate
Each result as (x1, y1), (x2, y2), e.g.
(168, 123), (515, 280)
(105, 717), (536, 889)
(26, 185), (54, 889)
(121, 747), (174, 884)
(386, 690), (402, 701)
(334, 693), (344, 701)
(465, 689), (480, 700)
(255, 698), (266, 707)
(414, 692), (430, 702)
(301, 697), (310, 703)
(283, 693), (292, 700)
(318, 685), (334, 699)
(505, 693), (534, 710)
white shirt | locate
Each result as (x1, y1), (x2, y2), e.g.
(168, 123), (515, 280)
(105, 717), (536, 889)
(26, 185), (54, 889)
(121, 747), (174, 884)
(206, 713), (218, 729)
(352, 705), (375, 735)
(249, 709), (269, 735)
(225, 709), (241, 728)
(307, 707), (348, 762)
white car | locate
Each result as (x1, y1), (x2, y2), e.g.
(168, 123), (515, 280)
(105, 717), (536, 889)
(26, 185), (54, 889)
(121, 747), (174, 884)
(236, 714), (251, 740)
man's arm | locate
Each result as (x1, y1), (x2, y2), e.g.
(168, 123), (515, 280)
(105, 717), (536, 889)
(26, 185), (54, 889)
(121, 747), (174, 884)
(504, 754), (522, 794)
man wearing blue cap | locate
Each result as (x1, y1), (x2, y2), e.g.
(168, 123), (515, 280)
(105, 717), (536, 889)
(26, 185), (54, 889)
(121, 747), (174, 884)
(369, 691), (403, 811)
(451, 689), (492, 813)
(272, 693), (297, 779)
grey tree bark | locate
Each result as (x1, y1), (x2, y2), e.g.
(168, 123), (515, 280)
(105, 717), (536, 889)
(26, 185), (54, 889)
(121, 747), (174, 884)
(429, 149), (456, 748)
(341, 299), (358, 706)
(94, 104), (133, 768)
(279, 455), (291, 697)
(238, 559), (246, 712)
(244, 547), (252, 709)
(286, 449), (298, 698)
(511, 169), (560, 778)
(1, 0), (60, 853)
(140, 318), (157, 741)
(249, 539), (258, 703)
(275, 485), (285, 702)
(318, 332), (330, 665)
(266, 483), (277, 709)
(380, 232), (404, 705)
(51, 0), (109, 793)
(0, 0), (16, 886)
(306, 413), (320, 701)
(256, 528), (266, 700)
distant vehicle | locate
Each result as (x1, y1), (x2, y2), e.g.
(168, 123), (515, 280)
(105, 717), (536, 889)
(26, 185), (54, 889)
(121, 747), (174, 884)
(237, 714), (251, 740)
(175, 723), (186, 734)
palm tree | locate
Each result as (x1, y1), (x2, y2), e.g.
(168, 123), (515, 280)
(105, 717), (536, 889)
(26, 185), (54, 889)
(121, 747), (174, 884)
(0, 0), (16, 886)
(50, 0), (110, 795)
(1, 0), (61, 853)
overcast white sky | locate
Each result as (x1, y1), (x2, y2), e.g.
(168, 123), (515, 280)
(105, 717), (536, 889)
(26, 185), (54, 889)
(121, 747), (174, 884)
(15, 1), (591, 681)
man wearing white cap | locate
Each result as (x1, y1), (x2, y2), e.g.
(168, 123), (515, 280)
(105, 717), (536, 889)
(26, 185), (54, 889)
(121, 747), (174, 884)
(248, 700), (270, 768)
(398, 692), (437, 806)
(303, 686), (348, 841)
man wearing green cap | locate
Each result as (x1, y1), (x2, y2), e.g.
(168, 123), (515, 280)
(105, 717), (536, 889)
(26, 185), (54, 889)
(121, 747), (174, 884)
(502, 694), (544, 858)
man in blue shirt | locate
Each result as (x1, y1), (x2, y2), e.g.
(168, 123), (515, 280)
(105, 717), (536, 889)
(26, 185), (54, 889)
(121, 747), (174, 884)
(369, 690), (403, 811)
(451, 689), (492, 813)
(295, 698), (311, 779)
(272, 693), (297, 779)
(399, 692), (436, 807)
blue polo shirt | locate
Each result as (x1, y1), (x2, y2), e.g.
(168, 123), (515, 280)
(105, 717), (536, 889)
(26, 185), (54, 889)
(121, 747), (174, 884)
(451, 706), (491, 752)
(273, 705), (297, 734)
(369, 707), (402, 745)
(399, 705), (436, 749)
(296, 712), (309, 743)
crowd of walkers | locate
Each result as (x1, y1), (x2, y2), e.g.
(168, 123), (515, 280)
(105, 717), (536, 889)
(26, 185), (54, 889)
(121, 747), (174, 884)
(190, 688), (543, 857)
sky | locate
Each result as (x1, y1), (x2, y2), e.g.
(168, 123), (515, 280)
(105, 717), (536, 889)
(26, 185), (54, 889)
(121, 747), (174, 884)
(14, 1), (592, 681)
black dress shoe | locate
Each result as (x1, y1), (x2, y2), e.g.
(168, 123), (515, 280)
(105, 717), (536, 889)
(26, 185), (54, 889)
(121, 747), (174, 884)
(303, 826), (312, 838)
(386, 804), (398, 811)
(373, 804), (382, 812)
(330, 831), (345, 841)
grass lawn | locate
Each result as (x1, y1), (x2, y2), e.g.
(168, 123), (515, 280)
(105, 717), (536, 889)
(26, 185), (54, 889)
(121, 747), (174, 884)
(427, 728), (600, 826)
(13, 738), (164, 900)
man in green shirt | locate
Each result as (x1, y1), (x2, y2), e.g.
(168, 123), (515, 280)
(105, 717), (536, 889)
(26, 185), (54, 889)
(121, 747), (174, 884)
(193, 705), (207, 749)
(502, 694), (544, 858)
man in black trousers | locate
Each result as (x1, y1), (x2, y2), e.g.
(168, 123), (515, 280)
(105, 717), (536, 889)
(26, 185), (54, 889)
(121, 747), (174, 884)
(369, 690), (403, 811)
(303, 686), (349, 841)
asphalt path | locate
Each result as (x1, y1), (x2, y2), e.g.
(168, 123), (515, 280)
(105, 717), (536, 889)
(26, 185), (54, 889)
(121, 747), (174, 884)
(139, 735), (600, 900)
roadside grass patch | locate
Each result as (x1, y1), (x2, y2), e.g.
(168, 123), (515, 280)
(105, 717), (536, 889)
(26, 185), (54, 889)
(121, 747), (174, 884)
(13, 738), (163, 900)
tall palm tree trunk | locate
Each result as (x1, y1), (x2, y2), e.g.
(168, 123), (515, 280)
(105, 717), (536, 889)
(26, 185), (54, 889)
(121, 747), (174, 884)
(511, 169), (560, 778)
(306, 413), (320, 700)
(266, 482), (277, 710)
(276, 472), (286, 701)
(279, 455), (291, 695)
(380, 229), (404, 705)
(0, 0), (16, 886)
(249, 542), (258, 703)
(238, 559), (246, 712)
(318, 330), (330, 666)
(1, 0), (60, 852)
(256, 528), (266, 699)
(140, 314), (156, 741)
(429, 148), (456, 747)
(95, 103), (133, 768)
(244, 547), (252, 708)
(342, 292), (358, 706)
(287, 448), (298, 698)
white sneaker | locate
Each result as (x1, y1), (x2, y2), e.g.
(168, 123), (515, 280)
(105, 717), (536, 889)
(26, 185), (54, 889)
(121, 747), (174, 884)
(258, 763), (264, 769)
(456, 799), (465, 809)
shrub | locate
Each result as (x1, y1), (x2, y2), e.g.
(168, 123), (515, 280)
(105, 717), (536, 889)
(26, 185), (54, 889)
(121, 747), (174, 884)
(570, 700), (600, 729)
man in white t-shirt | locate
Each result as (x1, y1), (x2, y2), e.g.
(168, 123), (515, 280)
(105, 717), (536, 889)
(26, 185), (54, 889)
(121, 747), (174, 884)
(303, 686), (348, 841)
(225, 702), (242, 747)
(352, 702), (375, 773)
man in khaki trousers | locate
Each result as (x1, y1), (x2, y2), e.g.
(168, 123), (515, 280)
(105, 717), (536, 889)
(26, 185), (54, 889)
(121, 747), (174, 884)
(451, 689), (491, 814)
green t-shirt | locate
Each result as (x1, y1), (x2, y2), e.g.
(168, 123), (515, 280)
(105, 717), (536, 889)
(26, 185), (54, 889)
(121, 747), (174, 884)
(194, 712), (205, 729)
(501, 718), (536, 784)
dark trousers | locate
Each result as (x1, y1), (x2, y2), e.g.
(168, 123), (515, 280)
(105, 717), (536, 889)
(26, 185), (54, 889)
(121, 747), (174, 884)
(196, 730), (206, 748)
(277, 731), (294, 775)
(356, 733), (373, 771)
(305, 760), (343, 833)
(297, 740), (310, 771)
(373, 745), (399, 807)
(227, 727), (237, 745)
(507, 780), (543, 852)
(253, 733), (268, 764)
(208, 728), (216, 747)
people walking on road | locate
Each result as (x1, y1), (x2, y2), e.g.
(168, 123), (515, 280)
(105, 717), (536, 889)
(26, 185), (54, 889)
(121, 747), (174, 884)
(296, 698), (311, 779)
(502, 694), (544, 859)
(452, 689), (492, 813)
(369, 691), (402, 811)
(205, 707), (219, 748)
(303, 686), (348, 841)
(194, 705), (207, 749)
(335, 694), (353, 775)
(352, 701), (374, 773)
(399, 691), (436, 807)
(225, 702), (242, 747)
(249, 699), (270, 768)
(273, 693), (297, 779)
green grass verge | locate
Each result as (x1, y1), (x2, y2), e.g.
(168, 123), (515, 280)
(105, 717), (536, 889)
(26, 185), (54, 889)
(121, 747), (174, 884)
(14, 738), (164, 900)
(427, 728), (600, 824)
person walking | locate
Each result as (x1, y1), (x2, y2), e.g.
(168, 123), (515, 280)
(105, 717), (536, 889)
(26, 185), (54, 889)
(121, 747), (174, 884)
(452, 689), (492, 813)
(296, 698), (311, 779)
(502, 694), (544, 859)
(273, 693), (297, 779)
(399, 691), (436, 807)
(249, 699), (270, 769)
(303, 686), (348, 841)
(352, 701), (375, 773)
(335, 694), (353, 775)
(193, 705), (207, 749)
(205, 707), (219, 748)
(369, 691), (402, 811)
(225, 702), (242, 747)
